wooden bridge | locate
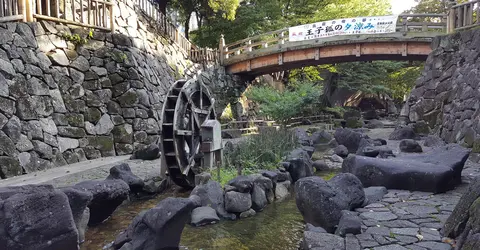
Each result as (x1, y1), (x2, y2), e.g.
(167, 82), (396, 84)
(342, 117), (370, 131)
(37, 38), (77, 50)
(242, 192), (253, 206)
(0, 0), (478, 72)
(220, 0), (480, 76)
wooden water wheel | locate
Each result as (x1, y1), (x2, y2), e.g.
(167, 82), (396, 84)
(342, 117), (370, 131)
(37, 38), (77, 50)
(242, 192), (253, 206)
(160, 79), (216, 188)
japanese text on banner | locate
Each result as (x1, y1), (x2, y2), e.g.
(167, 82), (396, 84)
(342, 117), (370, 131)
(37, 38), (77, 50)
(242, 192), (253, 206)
(289, 15), (399, 42)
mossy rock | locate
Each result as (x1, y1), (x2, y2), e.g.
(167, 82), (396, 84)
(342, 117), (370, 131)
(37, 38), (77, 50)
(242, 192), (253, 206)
(411, 121), (431, 135)
(473, 138), (480, 153)
(85, 107), (102, 123)
(117, 89), (138, 107)
(65, 113), (84, 127)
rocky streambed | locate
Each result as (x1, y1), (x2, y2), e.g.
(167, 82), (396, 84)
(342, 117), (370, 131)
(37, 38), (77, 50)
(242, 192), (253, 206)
(1, 125), (480, 250)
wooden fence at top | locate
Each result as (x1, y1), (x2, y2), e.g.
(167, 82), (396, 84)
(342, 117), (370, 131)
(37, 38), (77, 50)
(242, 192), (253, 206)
(0, 0), (478, 65)
(449, 0), (480, 31)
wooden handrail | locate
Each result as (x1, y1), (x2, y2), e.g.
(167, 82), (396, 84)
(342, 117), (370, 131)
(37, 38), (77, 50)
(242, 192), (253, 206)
(219, 12), (456, 65)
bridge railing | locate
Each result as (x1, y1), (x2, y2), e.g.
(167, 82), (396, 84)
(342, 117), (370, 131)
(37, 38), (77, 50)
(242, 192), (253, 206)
(220, 13), (448, 65)
(397, 14), (448, 34)
(449, 0), (479, 31)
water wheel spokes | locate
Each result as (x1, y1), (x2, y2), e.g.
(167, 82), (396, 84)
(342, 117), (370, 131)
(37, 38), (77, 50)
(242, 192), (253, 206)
(160, 79), (216, 188)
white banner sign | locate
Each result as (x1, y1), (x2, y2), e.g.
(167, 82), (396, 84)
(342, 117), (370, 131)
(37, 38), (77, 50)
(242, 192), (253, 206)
(289, 15), (399, 42)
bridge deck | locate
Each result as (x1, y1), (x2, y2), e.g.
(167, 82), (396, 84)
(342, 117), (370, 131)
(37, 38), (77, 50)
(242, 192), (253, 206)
(225, 32), (443, 75)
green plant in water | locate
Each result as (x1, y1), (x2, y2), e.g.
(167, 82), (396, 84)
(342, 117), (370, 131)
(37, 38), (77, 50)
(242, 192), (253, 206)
(214, 128), (299, 185)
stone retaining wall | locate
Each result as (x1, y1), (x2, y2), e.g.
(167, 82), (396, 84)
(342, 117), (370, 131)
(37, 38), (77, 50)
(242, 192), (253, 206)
(400, 28), (480, 149)
(0, 0), (248, 179)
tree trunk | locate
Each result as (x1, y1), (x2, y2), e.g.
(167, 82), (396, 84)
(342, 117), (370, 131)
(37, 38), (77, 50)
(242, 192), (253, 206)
(158, 0), (167, 14)
(184, 13), (191, 40)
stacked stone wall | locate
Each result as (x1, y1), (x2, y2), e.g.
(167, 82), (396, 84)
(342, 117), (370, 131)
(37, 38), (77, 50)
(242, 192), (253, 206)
(0, 0), (247, 179)
(400, 28), (480, 149)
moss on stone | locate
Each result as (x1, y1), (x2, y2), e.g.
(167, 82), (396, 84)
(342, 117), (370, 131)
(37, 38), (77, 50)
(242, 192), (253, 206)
(85, 107), (102, 122)
(472, 138), (480, 153)
(65, 113), (84, 127)
(117, 90), (138, 107)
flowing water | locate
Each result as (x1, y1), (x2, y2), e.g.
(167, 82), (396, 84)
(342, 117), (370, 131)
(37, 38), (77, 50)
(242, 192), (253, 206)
(81, 171), (335, 250)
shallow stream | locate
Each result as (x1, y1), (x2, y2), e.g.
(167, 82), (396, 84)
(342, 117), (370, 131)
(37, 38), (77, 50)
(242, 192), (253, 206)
(81, 172), (335, 250)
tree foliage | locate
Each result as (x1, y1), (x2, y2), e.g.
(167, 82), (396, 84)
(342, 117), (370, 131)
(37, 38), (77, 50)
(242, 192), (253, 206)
(245, 82), (322, 125)
(333, 61), (422, 100)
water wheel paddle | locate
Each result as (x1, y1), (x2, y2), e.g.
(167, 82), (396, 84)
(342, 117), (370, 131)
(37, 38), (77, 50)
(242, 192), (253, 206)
(160, 79), (216, 188)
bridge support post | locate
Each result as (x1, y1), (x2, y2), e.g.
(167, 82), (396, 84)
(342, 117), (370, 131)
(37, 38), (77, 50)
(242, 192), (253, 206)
(219, 34), (225, 65)
(447, 0), (457, 33)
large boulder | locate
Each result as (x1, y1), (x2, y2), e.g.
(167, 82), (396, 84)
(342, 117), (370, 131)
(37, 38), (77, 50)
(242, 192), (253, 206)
(424, 135), (446, 147)
(294, 128), (311, 146)
(286, 148), (314, 182)
(225, 191), (252, 213)
(295, 174), (365, 232)
(399, 139), (423, 153)
(190, 180), (235, 220)
(0, 187), (79, 250)
(364, 119), (384, 129)
(227, 175), (254, 193)
(335, 210), (362, 236)
(130, 144), (160, 160)
(310, 130), (332, 145)
(334, 145), (349, 158)
(251, 184), (268, 211)
(60, 187), (93, 243)
(363, 109), (378, 120)
(342, 144), (470, 193)
(74, 179), (130, 225)
(275, 181), (291, 201)
(334, 128), (367, 153)
(113, 197), (197, 249)
(106, 163), (145, 192)
(443, 176), (480, 239)
(388, 126), (417, 140)
(190, 206), (220, 227)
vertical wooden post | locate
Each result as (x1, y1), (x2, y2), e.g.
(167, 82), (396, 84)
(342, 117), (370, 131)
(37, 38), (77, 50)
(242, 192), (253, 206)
(24, 0), (33, 21)
(20, 0), (27, 21)
(219, 34), (225, 65)
(247, 40), (252, 52)
(280, 31), (285, 45)
(110, 0), (114, 32)
(447, 0), (457, 33)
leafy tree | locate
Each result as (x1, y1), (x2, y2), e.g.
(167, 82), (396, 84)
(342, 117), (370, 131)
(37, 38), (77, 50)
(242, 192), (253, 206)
(245, 82), (322, 126)
(168, 0), (240, 40)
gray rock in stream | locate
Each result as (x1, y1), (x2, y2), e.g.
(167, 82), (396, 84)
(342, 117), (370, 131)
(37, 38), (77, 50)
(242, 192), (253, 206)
(295, 174), (365, 233)
(191, 206), (220, 227)
(113, 197), (197, 250)
(74, 179), (130, 225)
(225, 191), (251, 213)
(106, 163), (144, 192)
(0, 186), (79, 250)
(60, 187), (92, 244)
(275, 181), (291, 201)
(251, 184), (268, 211)
(190, 180), (236, 220)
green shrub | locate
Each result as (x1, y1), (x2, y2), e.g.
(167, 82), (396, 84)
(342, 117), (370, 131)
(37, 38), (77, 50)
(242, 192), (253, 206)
(213, 129), (299, 185)
(324, 106), (346, 119)
(224, 128), (299, 170)
(345, 118), (363, 128)
(245, 82), (323, 126)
